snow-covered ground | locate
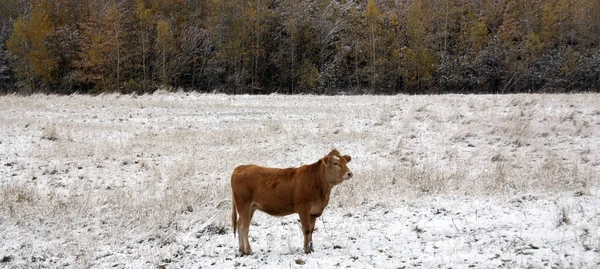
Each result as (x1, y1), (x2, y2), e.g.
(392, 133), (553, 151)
(1, 92), (599, 268)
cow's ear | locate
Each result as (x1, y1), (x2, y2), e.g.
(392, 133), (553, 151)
(322, 156), (331, 166)
(343, 155), (352, 163)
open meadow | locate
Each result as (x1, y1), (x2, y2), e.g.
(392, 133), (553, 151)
(1, 92), (599, 268)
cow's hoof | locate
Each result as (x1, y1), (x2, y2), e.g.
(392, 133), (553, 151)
(238, 249), (253, 256)
(304, 241), (314, 254)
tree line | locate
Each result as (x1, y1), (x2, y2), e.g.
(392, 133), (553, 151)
(1, 0), (599, 95)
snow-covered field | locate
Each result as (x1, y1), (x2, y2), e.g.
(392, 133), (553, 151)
(1, 92), (599, 268)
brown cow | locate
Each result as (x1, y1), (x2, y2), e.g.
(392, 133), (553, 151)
(231, 149), (353, 255)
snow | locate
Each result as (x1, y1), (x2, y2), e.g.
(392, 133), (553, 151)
(0, 92), (599, 268)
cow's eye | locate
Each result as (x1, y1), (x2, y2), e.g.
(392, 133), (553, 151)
(333, 163), (340, 166)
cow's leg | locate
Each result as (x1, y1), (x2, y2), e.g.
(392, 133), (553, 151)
(244, 207), (256, 254)
(307, 215), (318, 253)
(236, 207), (245, 254)
(237, 202), (253, 255)
(298, 208), (313, 254)
(237, 225), (244, 253)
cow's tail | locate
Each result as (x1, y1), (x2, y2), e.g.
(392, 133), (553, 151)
(231, 194), (237, 238)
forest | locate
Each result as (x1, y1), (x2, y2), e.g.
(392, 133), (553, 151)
(0, 0), (599, 95)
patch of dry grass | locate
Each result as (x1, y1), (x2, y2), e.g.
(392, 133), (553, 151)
(0, 93), (598, 266)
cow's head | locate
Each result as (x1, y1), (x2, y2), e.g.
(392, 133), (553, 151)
(321, 149), (353, 185)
